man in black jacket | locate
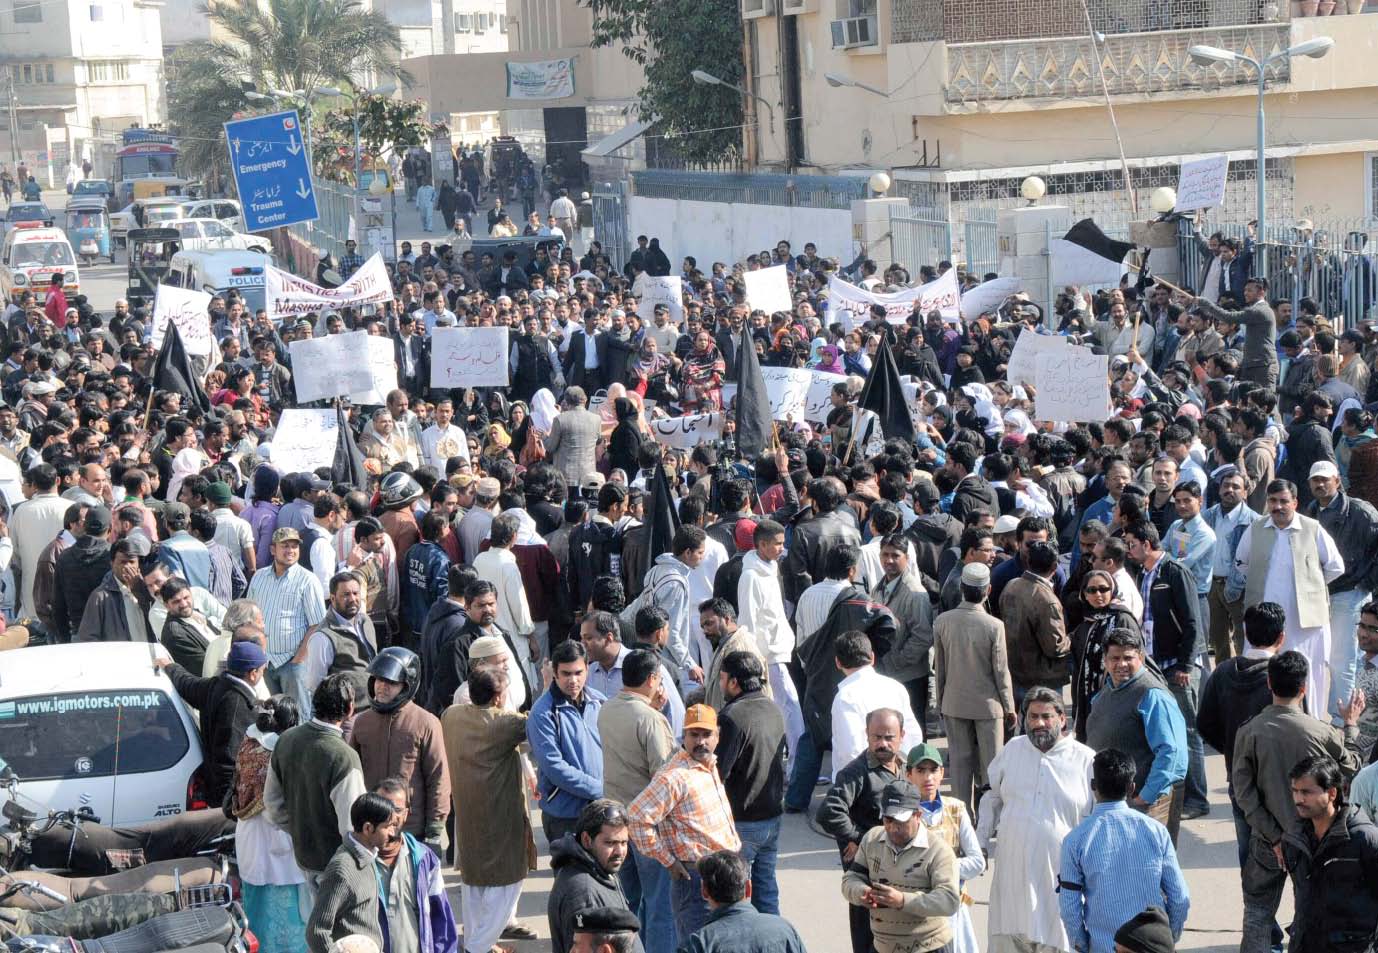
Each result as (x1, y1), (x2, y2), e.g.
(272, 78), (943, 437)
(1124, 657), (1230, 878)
(418, 565), (470, 713)
(51, 505), (112, 642)
(547, 799), (640, 953)
(1125, 520), (1209, 820)
(155, 639), (266, 805)
(904, 481), (962, 588)
(781, 477), (861, 606)
(716, 651), (786, 914)
(562, 309), (605, 393)
(1279, 392), (1336, 508)
(816, 708), (906, 953)
(944, 443), (999, 527)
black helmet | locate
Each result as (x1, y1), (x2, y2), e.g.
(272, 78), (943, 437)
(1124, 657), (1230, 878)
(367, 647), (421, 713)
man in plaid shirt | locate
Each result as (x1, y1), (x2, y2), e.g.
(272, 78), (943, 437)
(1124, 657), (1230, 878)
(339, 238), (364, 278)
(629, 703), (742, 949)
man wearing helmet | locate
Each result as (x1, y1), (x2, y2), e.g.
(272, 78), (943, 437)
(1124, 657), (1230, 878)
(350, 646), (452, 854)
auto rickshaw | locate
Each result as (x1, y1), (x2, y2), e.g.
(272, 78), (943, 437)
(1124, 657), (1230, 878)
(125, 227), (181, 305)
(64, 200), (115, 264)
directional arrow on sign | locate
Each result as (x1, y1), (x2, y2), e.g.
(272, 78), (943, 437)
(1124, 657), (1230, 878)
(285, 137), (301, 156)
(295, 178), (312, 199)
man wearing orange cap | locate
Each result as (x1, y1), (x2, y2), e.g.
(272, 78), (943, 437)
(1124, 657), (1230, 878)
(628, 703), (742, 949)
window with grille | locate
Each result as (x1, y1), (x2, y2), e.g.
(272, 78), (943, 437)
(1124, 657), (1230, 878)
(455, 12), (472, 31)
(88, 61), (129, 81)
(12, 0), (41, 23)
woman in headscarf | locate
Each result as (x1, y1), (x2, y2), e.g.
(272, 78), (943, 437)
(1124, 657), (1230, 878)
(455, 387), (489, 435)
(629, 337), (672, 401)
(599, 383), (627, 435)
(167, 446), (211, 503)
(507, 400), (531, 460)
(608, 397), (643, 478)
(680, 329), (727, 412)
(486, 390), (511, 428)
(1002, 408), (1037, 440)
(841, 330), (871, 376)
(436, 181), (459, 231)
(813, 342), (846, 376)
(484, 422), (513, 460)
(1069, 569), (1142, 741)
(806, 337), (827, 368)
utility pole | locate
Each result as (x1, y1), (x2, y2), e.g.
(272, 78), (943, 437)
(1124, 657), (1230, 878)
(4, 70), (20, 169)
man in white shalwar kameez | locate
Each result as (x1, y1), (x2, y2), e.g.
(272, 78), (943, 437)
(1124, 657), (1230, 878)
(977, 688), (1095, 953)
(1233, 480), (1344, 718)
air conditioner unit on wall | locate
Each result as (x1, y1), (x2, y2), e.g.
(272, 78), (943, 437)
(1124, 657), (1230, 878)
(781, 0), (817, 14)
(830, 14), (877, 48)
(742, 0), (775, 18)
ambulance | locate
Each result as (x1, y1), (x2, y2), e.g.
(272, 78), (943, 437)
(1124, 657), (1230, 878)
(0, 223), (79, 305)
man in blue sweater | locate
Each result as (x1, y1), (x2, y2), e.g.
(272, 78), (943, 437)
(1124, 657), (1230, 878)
(529, 640), (606, 843)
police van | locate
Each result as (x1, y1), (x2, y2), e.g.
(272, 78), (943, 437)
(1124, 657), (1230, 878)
(164, 248), (270, 316)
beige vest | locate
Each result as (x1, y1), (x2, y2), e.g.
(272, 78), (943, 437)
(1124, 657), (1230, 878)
(1243, 513), (1330, 629)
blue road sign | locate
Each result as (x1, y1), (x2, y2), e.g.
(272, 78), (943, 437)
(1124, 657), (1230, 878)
(224, 109), (319, 233)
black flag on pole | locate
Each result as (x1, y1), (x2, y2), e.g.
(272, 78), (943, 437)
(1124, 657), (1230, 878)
(331, 405), (369, 492)
(856, 333), (916, 446)
(647, 461), (681, 567)
(1062, 218), (1137, 265)
(150, 318), (210, 416)
(734, 325), (773, 462)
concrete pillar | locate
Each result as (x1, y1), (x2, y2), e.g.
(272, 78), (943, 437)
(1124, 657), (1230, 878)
(851, 197), (909, 270)
(997, 204), (1071, 323)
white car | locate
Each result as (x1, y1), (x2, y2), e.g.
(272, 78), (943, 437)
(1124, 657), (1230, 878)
(180, 198), (246, 234)
(110, 198), (186, 244)
(166, 218), (270, 254)
(0, 644), (208, 825)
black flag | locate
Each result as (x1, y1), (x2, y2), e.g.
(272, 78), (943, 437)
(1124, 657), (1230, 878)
(150, 318), (210, 416)
(734, 325), (772, 462)
(647, 461), (681, 567)
(1062, 218), (1137, 267)
(856, 333), (916, 447)
(331, 405), (369, 492)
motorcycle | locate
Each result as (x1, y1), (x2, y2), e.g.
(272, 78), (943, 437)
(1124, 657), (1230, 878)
(3, 903), (253, 953)
(0, 860), (226, 913)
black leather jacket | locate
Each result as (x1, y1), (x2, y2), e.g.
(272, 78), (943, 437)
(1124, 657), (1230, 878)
(794, 585), (897, 750)
(781, 507), (861, 605)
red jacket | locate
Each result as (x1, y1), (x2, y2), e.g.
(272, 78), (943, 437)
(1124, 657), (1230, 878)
(44, 287), (68, 328)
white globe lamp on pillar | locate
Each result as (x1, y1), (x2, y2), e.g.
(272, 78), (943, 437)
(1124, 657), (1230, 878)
(1020, 176), (1046, 206)
(1150, 187), (1177, 217)
(868, 171), (892, 197)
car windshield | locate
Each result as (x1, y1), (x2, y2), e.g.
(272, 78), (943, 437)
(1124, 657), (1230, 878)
(73, 182), (108, 195)
(0, 688), (190, 780)
(12, 242), (75, 267)
(8, 206), (46, 222)
(68, 212), (105, 229)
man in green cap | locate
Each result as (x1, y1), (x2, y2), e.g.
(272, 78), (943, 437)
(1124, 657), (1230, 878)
(207, 480), (256, 574)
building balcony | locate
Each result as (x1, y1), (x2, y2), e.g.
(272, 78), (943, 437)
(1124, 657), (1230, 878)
(944, 23), (1291, 106)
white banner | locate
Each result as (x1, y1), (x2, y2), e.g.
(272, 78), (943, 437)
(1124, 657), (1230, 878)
(722, 366), (847, 424)
(288, 331), (374, 403)
(637, 275), (684, 324)
(269, 409), (338, 474)
(1050, 238), (1128, 287)
(266, 253), (394, 320)
(830, 270), (961, 330)
(505, 58), (575, 100)
(431, 327), (510, 388)
(959, 276), (1023, 321)
(151, 284), (214, 356)
(649, 412), (725, 450)
(1006, 331), (1067, 386)
(743, 265), (793, 315)
(1174, 154), (1229, 213)
(1034, 346), (1111, 423)
(349, 334), (400, 406)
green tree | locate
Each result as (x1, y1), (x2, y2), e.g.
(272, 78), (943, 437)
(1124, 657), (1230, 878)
(167, 0), (407, 182)
(582, 0), (744, 165)
(316, 95), (432, 183)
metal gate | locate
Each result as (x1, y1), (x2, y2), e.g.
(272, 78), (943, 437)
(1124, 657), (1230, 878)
(963, 209), (999, 276)
(888, 208), (952, 274)
(592, 181), (628, 272)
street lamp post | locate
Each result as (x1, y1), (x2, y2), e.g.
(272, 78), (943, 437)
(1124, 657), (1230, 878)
(690, 69), (776, 133)
(1188, 36), (1333, 242)
(824, 72), (892, 97)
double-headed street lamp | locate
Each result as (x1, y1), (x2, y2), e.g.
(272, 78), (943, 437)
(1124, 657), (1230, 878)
(1187, 36), (1333, 241)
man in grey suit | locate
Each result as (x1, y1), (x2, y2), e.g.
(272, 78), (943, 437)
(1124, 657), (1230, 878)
(544, 386), (603, 491)
(869, 532), (935, 733)
(933, 562), (1016, 813)
(1187, 275), (1278, 389)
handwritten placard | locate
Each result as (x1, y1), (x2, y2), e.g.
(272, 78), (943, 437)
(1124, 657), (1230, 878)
(1174, 154), (1229, 213)
(960, 276), (1023, 321)
(288, 331), (374, 403)
(1034, 346), (1111, 423)
(1006, 330), (1067, 386)
(743, 265), (793, 315)
(637, 275), (684, 324)
(269, 409), (338, 473)
(722, 367), (847, 424)
(649, 412), (725, 450)
(348, 334), (400, 406)
(430, 327), (510, 388)
(151, 284), (214, 356)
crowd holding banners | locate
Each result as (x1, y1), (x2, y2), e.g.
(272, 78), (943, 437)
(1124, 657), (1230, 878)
(4, 179), (1378, 953)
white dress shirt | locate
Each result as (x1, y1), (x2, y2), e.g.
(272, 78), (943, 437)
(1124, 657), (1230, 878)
(830, 665), (924, 779)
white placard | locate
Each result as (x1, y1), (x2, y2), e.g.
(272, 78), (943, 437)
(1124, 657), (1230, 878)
(1034, 346), (1111, 423)
(638, 275), (684, 324)
(269, 409), (338, 474)
(1006, 330), (1067, 386)
(349, 334), (399, 406)
(265, 253), (394, 320)
(649, 412), (725, 449)
(430, 327), (510, 388)
(289, 331), (374, 403)
(831, 271), (961, 330)
(151, 284), (214, 356)
(743, 265), (793, 315)
(959, 276), (1024, 321)
(722, 367), (847, 423)
(1050, 239), (1129, 287)
(1174, 154), (1229, 213)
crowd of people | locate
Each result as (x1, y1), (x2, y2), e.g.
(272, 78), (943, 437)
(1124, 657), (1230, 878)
(3, 178), (1378, 953)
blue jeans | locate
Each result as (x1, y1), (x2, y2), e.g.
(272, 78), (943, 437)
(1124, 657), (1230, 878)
(784, 731), (824, 811)
(734, 817), (781, 914)
(1167, 666), (1209, 812)
(618, 846), (675, 953)
(669, 865), (708, 946)
(1328, 587), (1370, 723)
(267, 661), (312, 720)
